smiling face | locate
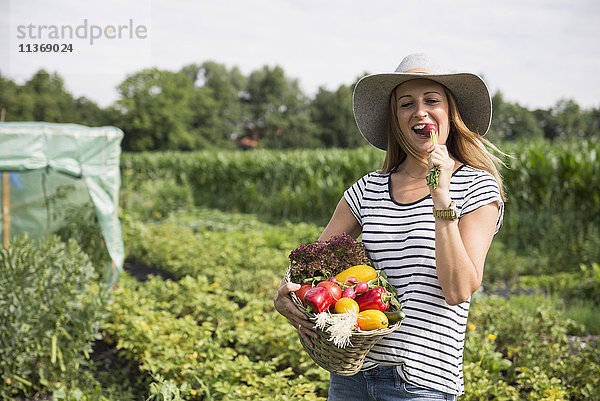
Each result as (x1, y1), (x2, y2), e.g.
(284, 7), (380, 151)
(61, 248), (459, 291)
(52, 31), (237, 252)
(393, 79), (450, 155)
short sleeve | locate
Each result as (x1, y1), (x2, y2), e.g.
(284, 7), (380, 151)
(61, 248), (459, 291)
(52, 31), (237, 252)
(343, 174), (369, 226)
(459, 172), (504, 234)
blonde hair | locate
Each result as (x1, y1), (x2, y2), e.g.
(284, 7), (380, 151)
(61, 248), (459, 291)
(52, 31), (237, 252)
(380, 84), (506, 200)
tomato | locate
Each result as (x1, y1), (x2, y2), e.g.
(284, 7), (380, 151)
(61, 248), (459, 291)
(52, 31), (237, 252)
(357, 310), (389, 331)
(334, 298), (360, 314)
(294, 284), (313, 306)
(317, 281), (342, 302)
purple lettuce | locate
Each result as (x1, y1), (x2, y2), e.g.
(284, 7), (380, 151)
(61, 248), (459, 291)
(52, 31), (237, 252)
(288, 233), (372, 283)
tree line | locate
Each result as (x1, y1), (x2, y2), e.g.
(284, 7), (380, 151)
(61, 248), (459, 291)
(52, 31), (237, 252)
(1, 62), (598, 151)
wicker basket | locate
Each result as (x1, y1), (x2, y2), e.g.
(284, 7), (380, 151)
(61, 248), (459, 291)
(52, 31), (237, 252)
(285, 267), (402, 376)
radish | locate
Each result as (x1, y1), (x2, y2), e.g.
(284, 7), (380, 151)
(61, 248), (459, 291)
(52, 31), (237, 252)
(425, 124), (440, 189)
(355, 281), (369, 295)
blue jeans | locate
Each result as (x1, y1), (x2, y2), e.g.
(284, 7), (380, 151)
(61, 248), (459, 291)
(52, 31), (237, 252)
(328, 366), (457, 401)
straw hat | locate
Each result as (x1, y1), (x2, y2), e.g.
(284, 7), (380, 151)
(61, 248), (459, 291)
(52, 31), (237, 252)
(352, 52), (492, 150)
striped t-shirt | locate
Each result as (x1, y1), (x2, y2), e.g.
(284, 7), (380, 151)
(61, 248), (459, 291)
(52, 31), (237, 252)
(343, 164), (504, 396)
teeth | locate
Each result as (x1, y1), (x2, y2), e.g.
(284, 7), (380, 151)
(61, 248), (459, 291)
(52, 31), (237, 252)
(413, 124), (425, 130)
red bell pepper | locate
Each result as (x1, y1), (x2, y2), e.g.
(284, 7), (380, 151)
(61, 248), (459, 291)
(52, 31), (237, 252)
(304, 286), (334, 313)
(355, 286), (391, 312)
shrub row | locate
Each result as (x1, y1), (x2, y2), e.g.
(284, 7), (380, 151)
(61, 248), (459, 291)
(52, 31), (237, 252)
(109, 213), (329, 400)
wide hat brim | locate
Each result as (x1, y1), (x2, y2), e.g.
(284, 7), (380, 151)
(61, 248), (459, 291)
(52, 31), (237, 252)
(353, 71), (492, 150)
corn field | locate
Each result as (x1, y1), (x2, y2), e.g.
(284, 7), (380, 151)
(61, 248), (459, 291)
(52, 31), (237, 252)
(121, 139), (600, 223)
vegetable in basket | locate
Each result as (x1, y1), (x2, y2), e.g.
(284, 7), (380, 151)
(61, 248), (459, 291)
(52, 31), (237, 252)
(304, 286), (334, 313)
(317, 280), (342, 303)
(357, 310), (389, 330)
(334, 298), (360, 314)
(288, 233), (372, 283)
(335, 264), (377, 283)
(356, 286), (392, 312)
(384, 309), (406, 324)
(294, 284), (313, 306)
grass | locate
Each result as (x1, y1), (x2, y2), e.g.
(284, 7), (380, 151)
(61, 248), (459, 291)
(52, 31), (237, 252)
(563, 300), (600, 335)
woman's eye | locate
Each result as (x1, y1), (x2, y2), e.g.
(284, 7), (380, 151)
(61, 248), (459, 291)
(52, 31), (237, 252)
(400, 102), (413, 108)
(426, 98), (440, 105)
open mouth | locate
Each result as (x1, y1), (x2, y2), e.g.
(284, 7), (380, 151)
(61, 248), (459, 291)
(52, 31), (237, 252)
(412, 123), (436, 138)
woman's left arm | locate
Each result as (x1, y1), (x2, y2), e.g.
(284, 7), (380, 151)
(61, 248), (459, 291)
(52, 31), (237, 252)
(434, 203), (500, 305)
(427, 143), (500, 305)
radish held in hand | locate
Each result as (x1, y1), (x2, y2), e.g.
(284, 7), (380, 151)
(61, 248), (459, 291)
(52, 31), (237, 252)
(425, 124), (440, 189)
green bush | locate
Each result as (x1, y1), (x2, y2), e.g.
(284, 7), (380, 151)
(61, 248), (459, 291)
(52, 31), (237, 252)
(464, 293), (600, 400)
(106, 214), (600, 400)
(54, 203), (113, 282)
(507, 262), (600, 305)
(0, 236), (110, 400)
(104, 272), (329, 401)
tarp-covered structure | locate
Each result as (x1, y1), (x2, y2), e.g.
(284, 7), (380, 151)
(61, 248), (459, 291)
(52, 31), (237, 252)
(0, 122), (124, 285)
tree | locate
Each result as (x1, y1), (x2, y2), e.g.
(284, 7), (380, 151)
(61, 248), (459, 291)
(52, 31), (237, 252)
(24, 70), (81, 123)
(532, 108), (559, 140)
(181, 61), (248, 148)
(74, 96), (112, 126)
(117, 69), (196, 151)
(310, 83), (363, 148)
(551, 99), (589, 139)
(0, 73), (34, 121)
(244, 65), (318, 148)
(488, 91), (543, 141)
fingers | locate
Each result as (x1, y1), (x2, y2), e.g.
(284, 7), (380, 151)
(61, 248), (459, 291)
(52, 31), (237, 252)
(298, 327), (314, 348)
(277, 282), (300, 297)
(274, 282), (311, 324)
(427, 144), (449, 163)
(274, 281), (319, 348)
(291, 315), (315, 330)
(298, 323), (319, 348)
(427, 146), (453, 172)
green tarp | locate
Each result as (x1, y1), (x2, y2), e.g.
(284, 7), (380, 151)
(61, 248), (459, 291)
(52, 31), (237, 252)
(0, 122), (124, 285)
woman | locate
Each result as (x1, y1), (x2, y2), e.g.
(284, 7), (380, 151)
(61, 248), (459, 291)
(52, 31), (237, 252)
(274, 52), (505, 400)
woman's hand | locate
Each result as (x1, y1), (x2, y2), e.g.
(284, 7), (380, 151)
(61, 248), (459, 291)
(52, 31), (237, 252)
(274, 281), (319, 347)
(427, 143), (455, 208)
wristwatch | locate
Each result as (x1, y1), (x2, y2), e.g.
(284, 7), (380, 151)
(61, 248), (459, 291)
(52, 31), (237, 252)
(433, 201), (458, 221)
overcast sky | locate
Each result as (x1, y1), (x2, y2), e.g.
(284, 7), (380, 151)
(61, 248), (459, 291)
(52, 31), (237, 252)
(1, 0), (599, 110)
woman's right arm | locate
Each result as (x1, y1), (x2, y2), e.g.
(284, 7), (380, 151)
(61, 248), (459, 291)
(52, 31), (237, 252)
(273, 197), (361, 346)
(318, 197), (362, 241)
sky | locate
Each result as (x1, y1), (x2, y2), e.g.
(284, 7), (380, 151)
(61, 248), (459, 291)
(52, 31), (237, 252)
(1, 0), (599, 111)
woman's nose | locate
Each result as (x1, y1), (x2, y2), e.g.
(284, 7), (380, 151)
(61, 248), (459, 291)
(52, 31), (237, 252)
(413, 102), (428, 118)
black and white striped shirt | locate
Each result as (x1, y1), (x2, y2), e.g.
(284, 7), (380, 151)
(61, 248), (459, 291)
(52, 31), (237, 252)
(344, 164), (504, 396)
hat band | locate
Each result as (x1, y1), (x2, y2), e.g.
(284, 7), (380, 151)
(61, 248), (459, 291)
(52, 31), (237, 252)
(402, 68), (437, 74)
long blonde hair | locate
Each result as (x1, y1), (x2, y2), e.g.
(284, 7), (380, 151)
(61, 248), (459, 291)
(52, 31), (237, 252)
(380, 84), (506, 200)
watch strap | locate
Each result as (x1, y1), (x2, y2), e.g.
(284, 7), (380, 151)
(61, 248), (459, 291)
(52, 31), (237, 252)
(433, 201), (458, 220)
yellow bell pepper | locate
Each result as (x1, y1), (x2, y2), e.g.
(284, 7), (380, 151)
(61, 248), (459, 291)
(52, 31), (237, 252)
(335, 265), (377, 284)
(357, 310), (389, 331)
